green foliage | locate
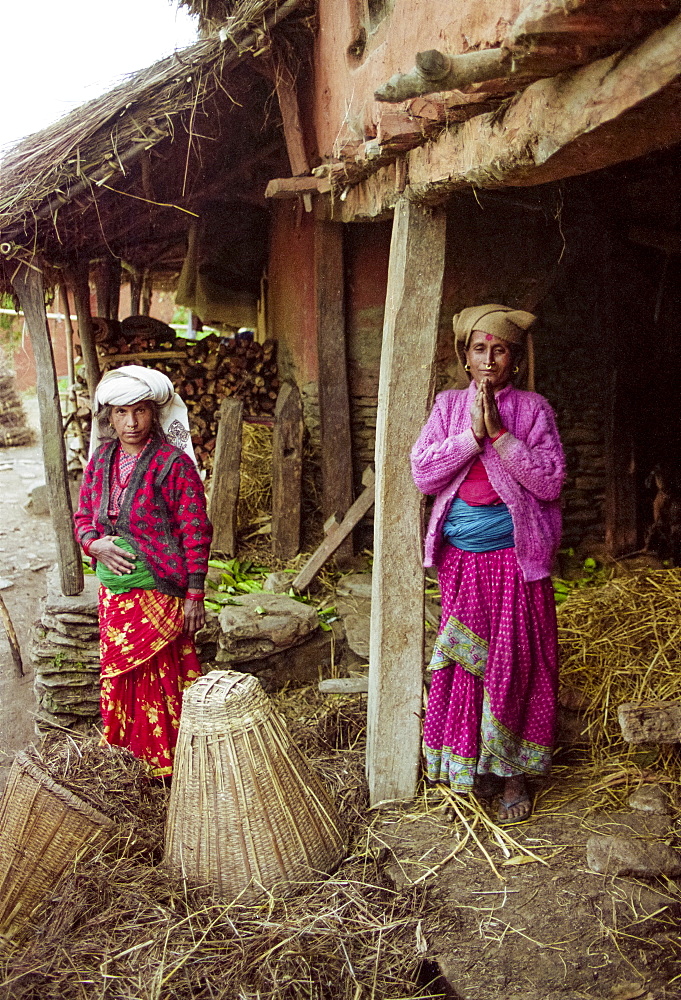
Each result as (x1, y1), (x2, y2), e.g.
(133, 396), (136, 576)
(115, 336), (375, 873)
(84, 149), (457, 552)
(553, 551), (609, 605)
(204, 557), (339, 630)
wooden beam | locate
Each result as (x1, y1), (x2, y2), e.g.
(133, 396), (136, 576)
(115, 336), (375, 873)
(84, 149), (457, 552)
(69, 266), (100, 399)
(314, 219), (354, 562)
(265, 177), (331, 199)
(272, 49), (313, 212)
(271, 382), (304, 560)
(367, 199), (446, 806)
(209, 398), (243, 556)
(292, 469), (375, 592)
(11, 265), (84, 597)
(336, 13), (681, 221)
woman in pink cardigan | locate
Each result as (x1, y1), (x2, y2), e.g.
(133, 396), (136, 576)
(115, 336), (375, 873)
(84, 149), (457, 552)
(411, 304), (565, 825)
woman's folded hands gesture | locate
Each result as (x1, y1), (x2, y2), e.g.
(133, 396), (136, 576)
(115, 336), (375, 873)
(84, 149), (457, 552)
(470, 378), (503, 441)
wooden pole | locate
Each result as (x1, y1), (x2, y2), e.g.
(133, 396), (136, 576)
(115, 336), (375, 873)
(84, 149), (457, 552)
(209, 398), (243, 556)
(271, 383), (304, 560)
(70, 265), (100, 400)
(12, 265), (84, 596)
(129, 270), (142, 316)
(59, 282), (76, 413)
(315, 219), (354, 561)
(366, 198), (446, 805)
(140, 271), (152, 316)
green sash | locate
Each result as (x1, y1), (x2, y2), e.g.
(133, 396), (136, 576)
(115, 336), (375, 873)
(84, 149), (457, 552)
(95, 538), (156, 594)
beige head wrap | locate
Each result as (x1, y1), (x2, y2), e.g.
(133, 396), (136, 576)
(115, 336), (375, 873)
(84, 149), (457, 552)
(453, 304), (537, 390)
(90, 364), (196, 465)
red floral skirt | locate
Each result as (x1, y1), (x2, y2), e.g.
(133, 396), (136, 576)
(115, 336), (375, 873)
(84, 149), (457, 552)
(98, 587), (201, 776)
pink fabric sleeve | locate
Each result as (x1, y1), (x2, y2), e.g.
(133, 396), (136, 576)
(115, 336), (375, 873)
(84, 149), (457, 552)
(492, 400), (565, 501)
(411, 395), (481, 495)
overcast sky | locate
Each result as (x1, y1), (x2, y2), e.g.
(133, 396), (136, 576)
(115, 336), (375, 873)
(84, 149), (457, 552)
(1, 0), (198, 153)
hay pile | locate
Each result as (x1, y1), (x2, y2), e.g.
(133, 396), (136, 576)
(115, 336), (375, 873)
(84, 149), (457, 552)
(238, 421), (273, 533)
(0, 693), (438, 1000)
(558, 567), (681, 735)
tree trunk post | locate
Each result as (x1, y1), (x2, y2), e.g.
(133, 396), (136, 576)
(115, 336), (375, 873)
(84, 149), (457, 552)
(315, 219), (354, 561)
(12, 265), (84, 596)
(70, 265), (100, 400)
(209, 398), (244, 556)
(367, 198), (446, 805)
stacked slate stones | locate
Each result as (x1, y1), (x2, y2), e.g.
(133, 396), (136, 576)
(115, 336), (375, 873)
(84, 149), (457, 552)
(30, 569), (101, 732)
(0, 365), (32, 447)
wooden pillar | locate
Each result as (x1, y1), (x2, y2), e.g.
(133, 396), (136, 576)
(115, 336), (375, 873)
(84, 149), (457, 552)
(209, 398), (243, 555)
(70, 265), (100, 400)
(272, 382), (304, 559)
(315, 219), (354, 560)
(603, 247), (639, 557)
(129, 270), (143, 316)
(140, 271), (152, 316)
(367, 198), (446, 805)
(94, 256), (121, 319)
(12, 265), (84, 596)
(59, 282), (76, 412)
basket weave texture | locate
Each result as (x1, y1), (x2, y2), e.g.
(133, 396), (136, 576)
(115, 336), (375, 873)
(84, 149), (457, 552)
(0, 751), (113, 950)
(164, 671), (346, 901)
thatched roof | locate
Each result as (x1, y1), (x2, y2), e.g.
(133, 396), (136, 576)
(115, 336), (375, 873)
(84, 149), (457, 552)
(0, 0), (313, 285)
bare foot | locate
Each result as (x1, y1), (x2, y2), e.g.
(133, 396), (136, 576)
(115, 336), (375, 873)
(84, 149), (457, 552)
(497, 775), (532, 825)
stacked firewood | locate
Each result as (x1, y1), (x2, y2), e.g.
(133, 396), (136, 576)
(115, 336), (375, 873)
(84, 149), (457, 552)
(0, 366), (32, 447)
(91, 317), (279, 472)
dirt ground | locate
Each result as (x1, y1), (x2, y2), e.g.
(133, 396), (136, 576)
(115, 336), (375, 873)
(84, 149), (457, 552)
(0, 396), (59, 792)
(372, 753), (681, 1000)
(2, 397), (681, 999)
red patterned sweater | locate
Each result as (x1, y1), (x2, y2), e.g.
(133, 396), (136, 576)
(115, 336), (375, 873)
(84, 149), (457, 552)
(74, 436), (213, 597)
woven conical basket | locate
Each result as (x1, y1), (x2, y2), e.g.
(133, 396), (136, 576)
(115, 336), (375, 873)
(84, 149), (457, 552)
(0, 751), (114, 951)
(164, 671), (346, 901)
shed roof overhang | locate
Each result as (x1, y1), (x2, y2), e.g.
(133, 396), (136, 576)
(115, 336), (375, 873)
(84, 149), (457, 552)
(0, 0), (312, 290)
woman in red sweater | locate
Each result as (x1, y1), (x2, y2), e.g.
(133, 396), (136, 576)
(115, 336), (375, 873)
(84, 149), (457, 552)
(74, 366), (212, 777)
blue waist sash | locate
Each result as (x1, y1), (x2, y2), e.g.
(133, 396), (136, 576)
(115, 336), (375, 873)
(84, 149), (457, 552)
(442, 497), (515, 552)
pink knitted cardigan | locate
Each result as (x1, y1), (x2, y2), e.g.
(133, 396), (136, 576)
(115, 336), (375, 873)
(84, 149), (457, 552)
(411, 382), (565, 581)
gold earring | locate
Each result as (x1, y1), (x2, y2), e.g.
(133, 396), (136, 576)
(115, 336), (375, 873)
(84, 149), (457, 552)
(513, 365), (519, 375)
(464, 363), (471, 372)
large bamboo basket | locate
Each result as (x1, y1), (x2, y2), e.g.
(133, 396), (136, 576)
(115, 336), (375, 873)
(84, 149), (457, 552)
(0, 751), (114, 951)
(164, 671), (346, 902)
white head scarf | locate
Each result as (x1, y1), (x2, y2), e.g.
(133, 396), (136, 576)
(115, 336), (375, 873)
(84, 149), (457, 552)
(90, 365), (196, 465)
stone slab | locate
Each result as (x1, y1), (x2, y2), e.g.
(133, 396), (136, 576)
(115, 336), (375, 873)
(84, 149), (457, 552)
(45, 565), (100, 615)
(215, 592), (319, 662)
(618, 701), (681, 743)
(628, 784), (673, 815)
(214, 622), (345, 691)
(586, 834), (681, 877)
(336, 572), (373, 599)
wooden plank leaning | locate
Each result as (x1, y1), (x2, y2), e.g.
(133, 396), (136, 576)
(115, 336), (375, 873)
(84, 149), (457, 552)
(12, 264), (84, 597)
(292, 467), (375, 592)
(366, 198), (446, 806)
(272, 382), (304, 560)
(209, 398), (243, 556)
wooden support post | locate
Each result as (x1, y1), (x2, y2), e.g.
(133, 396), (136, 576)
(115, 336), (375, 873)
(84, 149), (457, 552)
(367, 198), (446, 805)
(315, 219), (354, 562)
(58, 282), (76, 413)
(271, 383), (304, 560)
(70, 266), (100, 400)
(129, 270), (142, 316)
(272, 49), (313, 212)
(94, 256), (120, 319)
(12, 265), (84, 597)
(209, 398), (243, 556)
(140, 271), (152, 316)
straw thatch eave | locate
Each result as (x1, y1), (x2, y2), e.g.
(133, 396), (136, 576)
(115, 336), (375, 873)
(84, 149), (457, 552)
(0, 0), (313, 288)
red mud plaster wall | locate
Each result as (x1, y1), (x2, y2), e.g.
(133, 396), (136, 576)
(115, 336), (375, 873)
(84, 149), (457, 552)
(313, 0), (523, 157)
(267, 202), (318, 431)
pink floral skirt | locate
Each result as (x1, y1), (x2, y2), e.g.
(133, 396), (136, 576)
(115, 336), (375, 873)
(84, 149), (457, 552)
(423, 544), (558, 791)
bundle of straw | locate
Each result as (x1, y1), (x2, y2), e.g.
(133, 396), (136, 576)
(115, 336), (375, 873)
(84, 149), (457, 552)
(558, 568), (681, 734)
(237, 421), (273, 530)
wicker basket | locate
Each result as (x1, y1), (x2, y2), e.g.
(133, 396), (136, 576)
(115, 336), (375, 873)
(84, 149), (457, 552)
(0, 751), (114, 951)
(164, 671), (346, 902)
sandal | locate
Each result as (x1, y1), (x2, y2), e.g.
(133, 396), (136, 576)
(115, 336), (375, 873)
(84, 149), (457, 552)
(497, 776), (533, 826)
